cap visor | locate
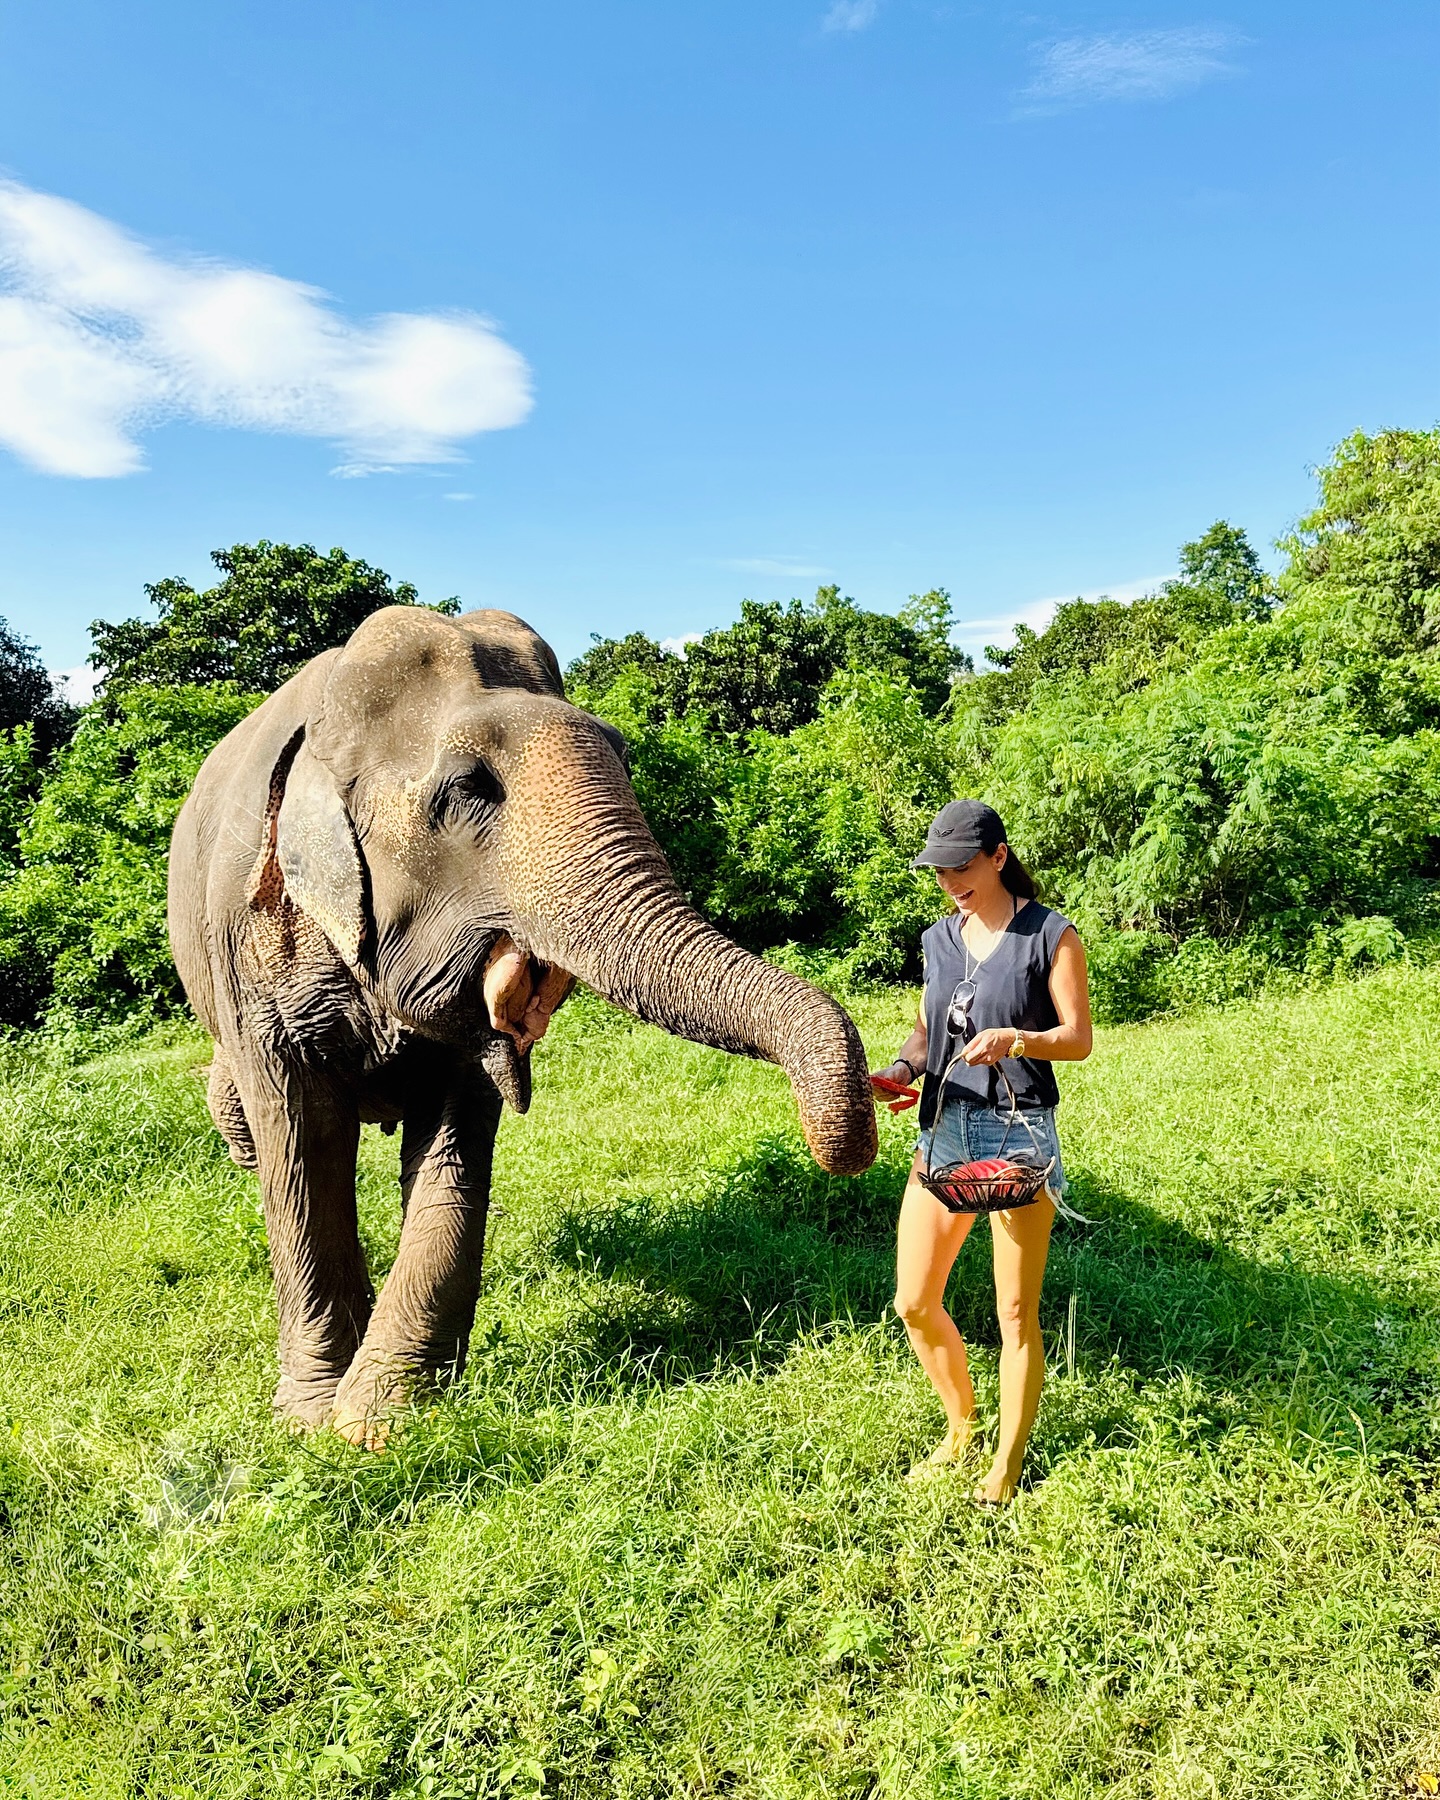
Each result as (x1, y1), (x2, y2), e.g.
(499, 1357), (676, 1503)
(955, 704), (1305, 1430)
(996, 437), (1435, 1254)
(911, 843), (980, 870)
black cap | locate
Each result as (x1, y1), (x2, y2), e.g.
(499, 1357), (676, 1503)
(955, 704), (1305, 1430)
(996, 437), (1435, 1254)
(911, 800), (1006, 870)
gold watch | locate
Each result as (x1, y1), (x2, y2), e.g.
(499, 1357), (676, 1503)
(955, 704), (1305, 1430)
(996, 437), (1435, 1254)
(1008, 1031), (1026, 1059)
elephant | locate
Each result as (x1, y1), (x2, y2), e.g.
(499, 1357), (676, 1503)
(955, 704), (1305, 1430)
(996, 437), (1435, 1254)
(168, 605), (878, 1444)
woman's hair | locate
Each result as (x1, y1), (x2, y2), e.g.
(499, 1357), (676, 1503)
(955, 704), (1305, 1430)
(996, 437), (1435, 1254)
(998, 845), (1038, 900)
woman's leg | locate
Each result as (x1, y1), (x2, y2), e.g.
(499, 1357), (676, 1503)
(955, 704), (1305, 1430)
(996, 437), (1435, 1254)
(978, 1192), (1057, 1503)
(894, 1153), (980, 1466)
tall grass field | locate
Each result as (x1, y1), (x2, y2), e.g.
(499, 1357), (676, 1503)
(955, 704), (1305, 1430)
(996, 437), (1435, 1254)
(2, 967), (1438, 1797)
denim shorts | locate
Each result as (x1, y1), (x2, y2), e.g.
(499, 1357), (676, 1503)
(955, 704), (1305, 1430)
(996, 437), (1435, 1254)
(917, 1100), (1068, 1198)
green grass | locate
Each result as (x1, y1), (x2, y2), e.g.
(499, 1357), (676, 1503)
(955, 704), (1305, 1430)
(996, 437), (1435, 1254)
(1, 969), (1438, 1798)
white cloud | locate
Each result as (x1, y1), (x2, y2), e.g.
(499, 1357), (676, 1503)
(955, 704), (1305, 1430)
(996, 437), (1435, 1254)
(659, 632), (704, 658)
(823, 0), (878, 33)
(52, 663), (103, 703)
(443, 491), (475, 502)
(1019, 30), (1241, 112)
(0, 180), (533, 478)
(723, 556), (833, 581)
(954, 574), (1175, 662)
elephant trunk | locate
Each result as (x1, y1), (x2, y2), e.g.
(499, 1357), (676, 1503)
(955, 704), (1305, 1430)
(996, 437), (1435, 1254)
(501, 771), (878, 1176)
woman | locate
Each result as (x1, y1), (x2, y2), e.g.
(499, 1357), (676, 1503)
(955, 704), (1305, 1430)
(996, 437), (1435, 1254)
(872, 800), (1093, 1505)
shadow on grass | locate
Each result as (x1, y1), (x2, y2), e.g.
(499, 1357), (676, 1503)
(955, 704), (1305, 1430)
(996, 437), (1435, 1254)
(544, 1136), (1440, 1468)
(542, 1135), (901, 1385)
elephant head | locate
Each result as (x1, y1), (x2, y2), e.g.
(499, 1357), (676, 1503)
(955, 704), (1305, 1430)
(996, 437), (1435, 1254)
(252, 605), (877, 1177)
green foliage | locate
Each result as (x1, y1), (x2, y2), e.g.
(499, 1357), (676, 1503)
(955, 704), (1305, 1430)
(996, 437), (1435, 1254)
(574, 452), (1440, 1014)
(569, 584), (968, 735)
(567, 629), (686, 721)
(951, 462), (1440, 1017)
(91, 541), (458, 694)
(967, 629), (1440, 938)
(0, 615), (76, 752)
(978, 520), (1273, 725)
(574, 591), (968, 975)
(0, 725), (50, 1026)
(582, 665), (742, 913)
(585, 665), (952, 975)
(0, 684), (258, 1027)
(0, 723), (43, 868)
(1, 971), (1438, 1794)
(1277, 426), (1440, 654)
(714, 670), (954, 976)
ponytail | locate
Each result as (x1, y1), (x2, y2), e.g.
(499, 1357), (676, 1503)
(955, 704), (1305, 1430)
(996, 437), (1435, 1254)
(999, 847), (1038, 901)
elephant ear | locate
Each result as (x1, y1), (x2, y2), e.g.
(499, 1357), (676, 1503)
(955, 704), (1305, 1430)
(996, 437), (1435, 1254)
(266, 733), (371, 970)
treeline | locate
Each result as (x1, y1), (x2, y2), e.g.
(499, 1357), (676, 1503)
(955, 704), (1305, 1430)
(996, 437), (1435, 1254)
(0, 545), (456, 1029)
(574, 428), (1440, 1015)
(0, 428), (1436, 1032)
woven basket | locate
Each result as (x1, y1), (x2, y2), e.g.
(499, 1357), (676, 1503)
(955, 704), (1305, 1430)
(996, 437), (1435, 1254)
(917, 1155), (1053, 1215)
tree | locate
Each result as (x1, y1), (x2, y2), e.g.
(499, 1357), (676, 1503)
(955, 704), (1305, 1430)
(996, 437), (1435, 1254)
(0, 684), (260, 1026)
(566, 632), (687, 725)
(90, 542), (458, 694)
(978, 522), (1270, 724)
(568, 585), (966, 737)
(1277, 427), (1440, 652)
(1176, 519), (1270, 620)
(946, 466), (1440, 1017)
(0, 616), (76, 753)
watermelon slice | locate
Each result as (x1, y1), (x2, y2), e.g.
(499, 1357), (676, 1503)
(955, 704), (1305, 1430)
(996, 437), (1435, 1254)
(870, 1072), (920, 1113)
(870, 1074), (918, 1096)
(944, 1158), (1037, 1204)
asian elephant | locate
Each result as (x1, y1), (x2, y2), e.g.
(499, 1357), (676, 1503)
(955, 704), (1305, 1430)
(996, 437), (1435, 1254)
(168, 605), (877, 1444)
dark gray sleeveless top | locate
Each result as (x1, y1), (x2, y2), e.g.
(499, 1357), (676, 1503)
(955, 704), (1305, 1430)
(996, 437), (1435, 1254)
(918, 900), (1075, 1123)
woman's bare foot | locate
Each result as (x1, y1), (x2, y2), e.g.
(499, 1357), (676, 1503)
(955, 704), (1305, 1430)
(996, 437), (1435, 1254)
(973, 1461), (1018, 1506)
(906, 1422), (980, 1482)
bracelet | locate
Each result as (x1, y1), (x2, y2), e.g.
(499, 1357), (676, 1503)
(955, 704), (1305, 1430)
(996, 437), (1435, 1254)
(894, 1056), (918, 1082)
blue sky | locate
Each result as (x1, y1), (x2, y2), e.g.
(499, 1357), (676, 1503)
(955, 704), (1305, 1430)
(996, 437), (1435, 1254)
(0, 1), (1435, 688)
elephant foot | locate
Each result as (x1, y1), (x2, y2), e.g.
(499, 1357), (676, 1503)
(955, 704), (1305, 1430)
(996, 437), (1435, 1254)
(271, 1372), (342, 1432)
(327, 1407), (393, 1452)
(328, 1358), (428, 1453)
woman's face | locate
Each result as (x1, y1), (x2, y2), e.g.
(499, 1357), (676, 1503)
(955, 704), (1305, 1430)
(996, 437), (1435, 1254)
(935, 846), (1008, 916)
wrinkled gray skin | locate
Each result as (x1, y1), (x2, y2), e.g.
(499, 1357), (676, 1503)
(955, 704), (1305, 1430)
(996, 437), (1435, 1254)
(169, 607), (877, 1444)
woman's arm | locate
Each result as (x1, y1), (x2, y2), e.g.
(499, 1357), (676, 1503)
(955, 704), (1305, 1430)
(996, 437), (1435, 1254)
(960, 928), (1094, 1067)
(873, 1010), (927, 1084)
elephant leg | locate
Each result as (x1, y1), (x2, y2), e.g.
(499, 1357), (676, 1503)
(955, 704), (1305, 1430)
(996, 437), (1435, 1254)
(330, 1061), (501, 1446)
(237, 1053), (372, 1428)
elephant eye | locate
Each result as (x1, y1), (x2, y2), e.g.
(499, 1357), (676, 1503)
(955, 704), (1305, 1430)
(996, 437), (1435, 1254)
(432, 761), (506, 831)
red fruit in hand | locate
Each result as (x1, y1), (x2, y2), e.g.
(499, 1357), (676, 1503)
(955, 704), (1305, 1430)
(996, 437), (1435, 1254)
(871, 1074), (918, 1098)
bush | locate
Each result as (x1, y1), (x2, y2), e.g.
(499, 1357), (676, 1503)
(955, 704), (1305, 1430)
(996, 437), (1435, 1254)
(1081, 928), (1172, 1026)
(573, 448), (1440, 1012)
(0, 685), (259, 1027)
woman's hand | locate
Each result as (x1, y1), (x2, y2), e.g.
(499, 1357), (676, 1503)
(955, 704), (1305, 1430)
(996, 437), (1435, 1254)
(872, 1059), (916, 1085)
(961, 1027), (1018, 1067)
(873, 1015), (927, 1111)
(870, 1063), (920, 1112)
